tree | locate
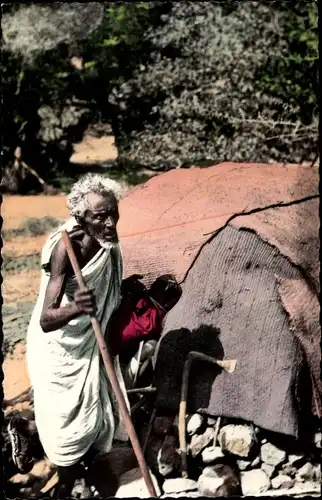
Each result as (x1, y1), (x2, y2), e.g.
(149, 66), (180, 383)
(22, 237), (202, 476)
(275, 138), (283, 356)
(1, 2), (166, 192)
(110, 1), (318, 170)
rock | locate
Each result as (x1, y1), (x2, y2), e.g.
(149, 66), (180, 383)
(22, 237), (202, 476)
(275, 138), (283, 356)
(163, 478), (198, 494)
(261, 463), (275, 479)
(161, 492), (200, 498)
(187, 414), (205, 436)
(202, 446), (224, 464)
(251, 455), (261, 468)
(260, 442), (286, 467)
(157, 435), (180, 477)
(296, 462), (315, 482)
(313, 464), (321, 482)
(240, 469), (271, 495)
(190, 427), (215, 457)
(218, 424), (257, 458)
(115, 467), (160, 498)
(271, 474), (294, 490)
(237, 459), (252, 471)
(153, 416), (174, 435)
(288, 453), (305, 467)
(314, 432), (321, 449)
(255, 481), (321, 497)
(198, 475), (225, 496)
(281, 462), (297, 478)
(198, 464), (241, 497)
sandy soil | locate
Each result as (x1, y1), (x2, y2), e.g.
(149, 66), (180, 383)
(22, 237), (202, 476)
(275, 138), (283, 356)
(3, 344), (31, 415)
(70, 134), (117, 164)
(2, 196), (68, 231)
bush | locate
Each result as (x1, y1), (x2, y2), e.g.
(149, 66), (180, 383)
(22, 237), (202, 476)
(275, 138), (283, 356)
(3, 216), (63, 238)
(110, 1), (318, 169)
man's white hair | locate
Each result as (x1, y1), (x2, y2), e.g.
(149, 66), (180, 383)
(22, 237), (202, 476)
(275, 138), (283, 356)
(67, 173), (122, 218)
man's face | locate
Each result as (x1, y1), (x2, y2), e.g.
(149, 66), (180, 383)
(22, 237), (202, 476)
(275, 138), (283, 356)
(82, 192), (119, 245)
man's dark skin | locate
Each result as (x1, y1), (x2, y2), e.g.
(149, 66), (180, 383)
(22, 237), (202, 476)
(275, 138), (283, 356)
(40, 191), (119, 333)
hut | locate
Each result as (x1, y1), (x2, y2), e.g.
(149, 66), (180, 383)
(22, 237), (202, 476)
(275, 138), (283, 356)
(118, 162), (320, 441)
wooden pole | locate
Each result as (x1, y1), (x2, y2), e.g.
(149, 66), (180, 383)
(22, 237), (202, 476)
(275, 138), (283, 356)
(178, 351), (237, 478)
(61, 230), (158, 497)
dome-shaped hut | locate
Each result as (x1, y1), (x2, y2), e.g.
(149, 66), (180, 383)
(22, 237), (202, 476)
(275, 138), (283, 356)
(118, 162), (319, 440)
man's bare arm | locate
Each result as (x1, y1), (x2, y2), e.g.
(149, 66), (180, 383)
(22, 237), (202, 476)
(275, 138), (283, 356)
(40, 239), (96, 333)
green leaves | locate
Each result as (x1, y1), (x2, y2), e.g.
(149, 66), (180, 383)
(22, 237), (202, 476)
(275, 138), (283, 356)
(112, 1), (318, 169)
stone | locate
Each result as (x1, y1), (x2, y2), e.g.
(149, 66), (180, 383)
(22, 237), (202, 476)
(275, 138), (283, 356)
(261, 463), (275, 479)
(187, 413), (205, 436)
(202, 446), (224, 464)
(288, 453), (305, 467)
(163, 478), (198, 494)
(157, 434), (180, 477)
(218, 424), (257, 458)
(255, 481), (321, 497)
(198, 475), (225, 496)
(296, 462), (315, 482)
(313, 464), (321, 482)
(271, 474), (294, 490)
(190, 427), (215, 457)
(314, 432), (321, 449)
(260, 442), (286, 467)
(251, 455), (261, 468)
(198, 464), (241, 497)
(237, 459), (252, 471)
(240, 469), (271, 496)
(161, 493), (200, 498)
(281, 462), (297, 478)
(115, 467), (160, 498)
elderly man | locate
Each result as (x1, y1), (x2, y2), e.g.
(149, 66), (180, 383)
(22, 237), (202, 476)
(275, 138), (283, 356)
(23, 174), (129, 495)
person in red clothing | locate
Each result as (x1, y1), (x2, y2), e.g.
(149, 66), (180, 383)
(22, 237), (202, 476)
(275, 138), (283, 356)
(108, 274), (182, 387)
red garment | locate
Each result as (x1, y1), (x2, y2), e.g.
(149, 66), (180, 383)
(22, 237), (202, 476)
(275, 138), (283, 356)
(109, 296), (166, 355)
(121, 298), (165, 343)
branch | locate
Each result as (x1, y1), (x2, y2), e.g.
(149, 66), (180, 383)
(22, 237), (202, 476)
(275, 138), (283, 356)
(14, 147), (48, 189)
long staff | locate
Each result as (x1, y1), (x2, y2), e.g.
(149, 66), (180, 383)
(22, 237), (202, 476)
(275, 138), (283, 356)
(61, 230), (158, 497)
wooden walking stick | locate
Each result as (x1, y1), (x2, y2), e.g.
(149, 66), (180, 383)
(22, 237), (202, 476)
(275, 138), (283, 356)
(61, 230), (158, 497)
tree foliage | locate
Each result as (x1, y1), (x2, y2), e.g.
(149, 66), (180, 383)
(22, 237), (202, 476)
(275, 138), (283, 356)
(1, 2), (164, 192)
(110, 1), (318, 169)
(2, 3), (104, 60)
(1, 1), (318, 193)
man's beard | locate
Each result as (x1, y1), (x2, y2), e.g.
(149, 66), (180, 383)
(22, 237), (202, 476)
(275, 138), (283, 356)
(96, 237), (119, 251)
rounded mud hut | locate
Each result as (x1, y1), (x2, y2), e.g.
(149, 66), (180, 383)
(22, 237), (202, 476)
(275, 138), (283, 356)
(119, 162), (320, 444)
